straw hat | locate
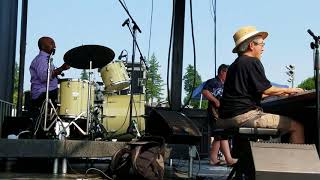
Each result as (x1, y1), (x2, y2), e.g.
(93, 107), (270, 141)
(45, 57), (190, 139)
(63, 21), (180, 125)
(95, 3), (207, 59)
(232, 26), (268, 53)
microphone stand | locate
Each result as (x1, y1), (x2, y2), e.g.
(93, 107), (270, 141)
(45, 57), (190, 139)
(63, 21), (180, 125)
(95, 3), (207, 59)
(308, 29), (320, 154)
(123, 21), (141, 138)
(119, 0), (144, 137)
(41, 51), (67, 138)
(118, 0), (149, 70)
(44, 51), (55, 131)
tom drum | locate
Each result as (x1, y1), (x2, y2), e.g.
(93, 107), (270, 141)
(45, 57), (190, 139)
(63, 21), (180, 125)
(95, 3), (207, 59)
(100, 61), (130, 92)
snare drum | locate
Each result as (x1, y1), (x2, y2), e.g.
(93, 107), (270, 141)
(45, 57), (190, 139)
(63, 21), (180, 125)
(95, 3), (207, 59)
(100, 61), (130, 92)
(59, 79), (94, 118)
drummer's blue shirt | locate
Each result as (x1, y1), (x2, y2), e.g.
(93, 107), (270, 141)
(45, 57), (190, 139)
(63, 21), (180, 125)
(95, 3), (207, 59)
(29, 51), (58, 99)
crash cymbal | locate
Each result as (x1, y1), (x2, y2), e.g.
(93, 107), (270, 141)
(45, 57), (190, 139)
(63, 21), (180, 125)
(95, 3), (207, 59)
(63, 45), (115, 69)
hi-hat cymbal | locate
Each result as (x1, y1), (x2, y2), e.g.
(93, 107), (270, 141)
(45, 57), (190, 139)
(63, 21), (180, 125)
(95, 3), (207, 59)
(63, 45), (115, 69)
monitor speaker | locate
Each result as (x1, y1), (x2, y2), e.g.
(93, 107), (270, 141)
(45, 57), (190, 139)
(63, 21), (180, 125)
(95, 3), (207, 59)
(147, 108), (201, 144)
(250, 142), (320, 180)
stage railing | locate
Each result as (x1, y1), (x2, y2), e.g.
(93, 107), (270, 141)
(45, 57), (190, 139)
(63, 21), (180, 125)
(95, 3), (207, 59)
(0, 99), (16, 135)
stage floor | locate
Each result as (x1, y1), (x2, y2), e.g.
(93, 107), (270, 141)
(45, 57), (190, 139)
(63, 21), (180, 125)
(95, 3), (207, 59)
(0, 158), (231, 179)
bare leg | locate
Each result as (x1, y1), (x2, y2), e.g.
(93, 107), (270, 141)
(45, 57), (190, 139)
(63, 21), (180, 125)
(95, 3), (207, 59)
(209, 140), (221, 164)
(220, 140), (237, 165)
(289, 120), (304, 144)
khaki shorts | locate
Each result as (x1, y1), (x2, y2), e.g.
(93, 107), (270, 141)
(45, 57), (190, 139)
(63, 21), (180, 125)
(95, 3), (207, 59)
(216, 109), (292, 133)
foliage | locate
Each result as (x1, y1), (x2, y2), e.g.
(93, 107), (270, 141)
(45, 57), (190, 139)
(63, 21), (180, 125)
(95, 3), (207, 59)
(297, 77), (315, 90)
(146, 54), (164, 104)
(13, 62), (19, 105)
(182, 64), (203, 108)
(80, 69), (89, 80)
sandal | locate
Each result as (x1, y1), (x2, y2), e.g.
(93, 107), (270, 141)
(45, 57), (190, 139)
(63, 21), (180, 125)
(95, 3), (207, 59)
(209, 160), (226, 166)
(226, 159), (238, 167)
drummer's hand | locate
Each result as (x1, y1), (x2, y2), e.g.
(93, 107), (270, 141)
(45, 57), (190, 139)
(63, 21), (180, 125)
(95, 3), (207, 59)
(60, 63), (70, 71)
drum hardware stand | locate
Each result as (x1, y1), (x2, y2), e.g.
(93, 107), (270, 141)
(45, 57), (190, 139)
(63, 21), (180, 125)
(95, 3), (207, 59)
(56, 112), (88, 137)
(87, 60), (93, 136)
(89, 108), (108, 140)
(308, 29), (320, 154)
(42, 49), (67, 137)
(34, 99), (66, 137)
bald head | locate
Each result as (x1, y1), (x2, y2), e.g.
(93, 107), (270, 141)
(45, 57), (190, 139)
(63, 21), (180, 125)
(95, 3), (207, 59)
(38, 37), (56, 54)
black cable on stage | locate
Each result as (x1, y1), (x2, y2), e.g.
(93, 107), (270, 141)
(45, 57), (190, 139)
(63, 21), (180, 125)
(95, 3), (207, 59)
(166, 0), (176, 109)
(181, 0), (197, 109)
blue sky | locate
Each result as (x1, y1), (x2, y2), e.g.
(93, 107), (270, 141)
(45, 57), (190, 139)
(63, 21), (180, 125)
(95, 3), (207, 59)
(18, 0), (320, 99)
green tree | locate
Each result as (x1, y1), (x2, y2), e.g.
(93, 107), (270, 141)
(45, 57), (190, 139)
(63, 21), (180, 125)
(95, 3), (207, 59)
(80, 69), (89, 80)
(146, 54), (164, 104)
(182, 64), (202, 108)
(298, 77), (315, 90)
(13, 62), (19, 105)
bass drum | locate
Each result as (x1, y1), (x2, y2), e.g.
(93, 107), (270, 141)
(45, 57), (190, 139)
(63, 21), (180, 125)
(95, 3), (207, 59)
(102, 94), (145, 140)
(100, 61), (130, 92)
(59, 79), (94, 118)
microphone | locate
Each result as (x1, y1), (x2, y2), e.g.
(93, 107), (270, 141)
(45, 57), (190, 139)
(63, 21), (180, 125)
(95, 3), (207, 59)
(118, 50), (127, 60)
(307, 29), (315, 37)
(307, 29), (319, 41)
(51, 48), (56, 55)
(122, 18), (130, 27)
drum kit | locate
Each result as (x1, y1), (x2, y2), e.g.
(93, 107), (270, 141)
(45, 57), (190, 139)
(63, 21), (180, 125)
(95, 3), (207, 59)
(41, 45), (145, 140)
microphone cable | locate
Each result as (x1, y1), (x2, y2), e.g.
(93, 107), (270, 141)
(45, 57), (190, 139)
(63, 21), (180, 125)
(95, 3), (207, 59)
(181, 0), (198, 110)
(147, 0), (154, 61)
(166, 0), (176, 109)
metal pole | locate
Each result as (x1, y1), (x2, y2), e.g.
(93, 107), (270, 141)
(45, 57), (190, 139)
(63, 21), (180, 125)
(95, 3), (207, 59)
(87, 61), (92, 135)
(0, 0), (18, 103)
(214, 0), (217, 76)
(44, 53), (54, 131)
(315, 48), (320, 154)
(62, 158), (67, 174)
(292, 78), (294, 88)
(53, 158), (58, 174)
(17, 0), (28, 115)
(199, 94), (203, 108)
(171, 0), (186, 111)
(128, 25), (137, 134)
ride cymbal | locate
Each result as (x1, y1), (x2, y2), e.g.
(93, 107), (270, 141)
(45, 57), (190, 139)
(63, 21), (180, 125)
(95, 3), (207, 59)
(64, 45), (115, 69)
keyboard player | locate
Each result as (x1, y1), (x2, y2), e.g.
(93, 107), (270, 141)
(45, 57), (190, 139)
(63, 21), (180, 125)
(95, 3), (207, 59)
(217, 26), (305, 144)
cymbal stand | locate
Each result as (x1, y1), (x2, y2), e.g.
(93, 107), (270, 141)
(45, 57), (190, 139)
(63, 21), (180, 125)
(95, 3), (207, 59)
(86, 60), (93, 135)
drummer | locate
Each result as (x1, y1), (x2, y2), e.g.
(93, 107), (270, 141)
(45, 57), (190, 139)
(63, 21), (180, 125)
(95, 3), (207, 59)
(29, 36), (70, 118)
